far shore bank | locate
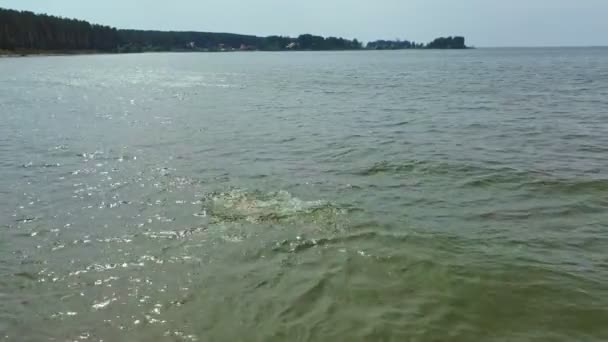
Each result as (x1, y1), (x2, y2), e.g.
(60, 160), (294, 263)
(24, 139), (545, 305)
(0, 49), (109, 57)
(1, 48), (477, 58)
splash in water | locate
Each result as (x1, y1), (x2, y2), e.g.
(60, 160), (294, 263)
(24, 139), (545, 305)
(204, 189), (346, 226)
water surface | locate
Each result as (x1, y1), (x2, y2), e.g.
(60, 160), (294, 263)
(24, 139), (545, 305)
(1, 48), (608, 341)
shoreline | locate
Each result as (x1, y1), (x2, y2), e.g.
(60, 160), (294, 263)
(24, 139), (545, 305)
(0, 49), (109, 57)
(0, 48), (474, 58)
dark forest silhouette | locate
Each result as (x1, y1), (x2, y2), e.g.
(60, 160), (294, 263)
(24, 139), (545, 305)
(0, 7), (467, 53)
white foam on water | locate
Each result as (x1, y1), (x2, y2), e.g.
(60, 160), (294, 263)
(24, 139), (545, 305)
(92, 298), (116, 310)
(207, 189), (337, 224)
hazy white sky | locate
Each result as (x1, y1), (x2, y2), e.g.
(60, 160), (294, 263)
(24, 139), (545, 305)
(2, 0), (607, 47)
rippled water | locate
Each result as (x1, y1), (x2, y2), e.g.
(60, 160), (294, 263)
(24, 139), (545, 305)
(1, 49), (608, 341)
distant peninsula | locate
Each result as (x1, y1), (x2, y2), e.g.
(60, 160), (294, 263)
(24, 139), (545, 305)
(0, 7), (468, 55)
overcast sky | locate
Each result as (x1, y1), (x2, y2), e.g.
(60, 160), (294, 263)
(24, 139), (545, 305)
(2, 0), (607, 47)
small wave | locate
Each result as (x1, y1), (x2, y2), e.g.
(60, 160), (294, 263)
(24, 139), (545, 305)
(13, 272), (38, 281)
(15, 217), (39, 224)
(21, 162), (61, 169)
(356, 160), (419, 176)
(143, 226), (208, 240)
(355, 159), (492, 177)
(356, 160), (608, 195)
(527, 178), (608, 194)
(474, 202), (605, 221)
(462, 172), (608, 195)
(267, 230), (416, 256)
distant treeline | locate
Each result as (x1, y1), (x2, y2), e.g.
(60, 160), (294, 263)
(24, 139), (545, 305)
(366, 40), (425, 50)
(0, 8), (120, 51)
(426, 36), (466, 49)
(366, 36), (466, 50)
(0, 7), (466, 53)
